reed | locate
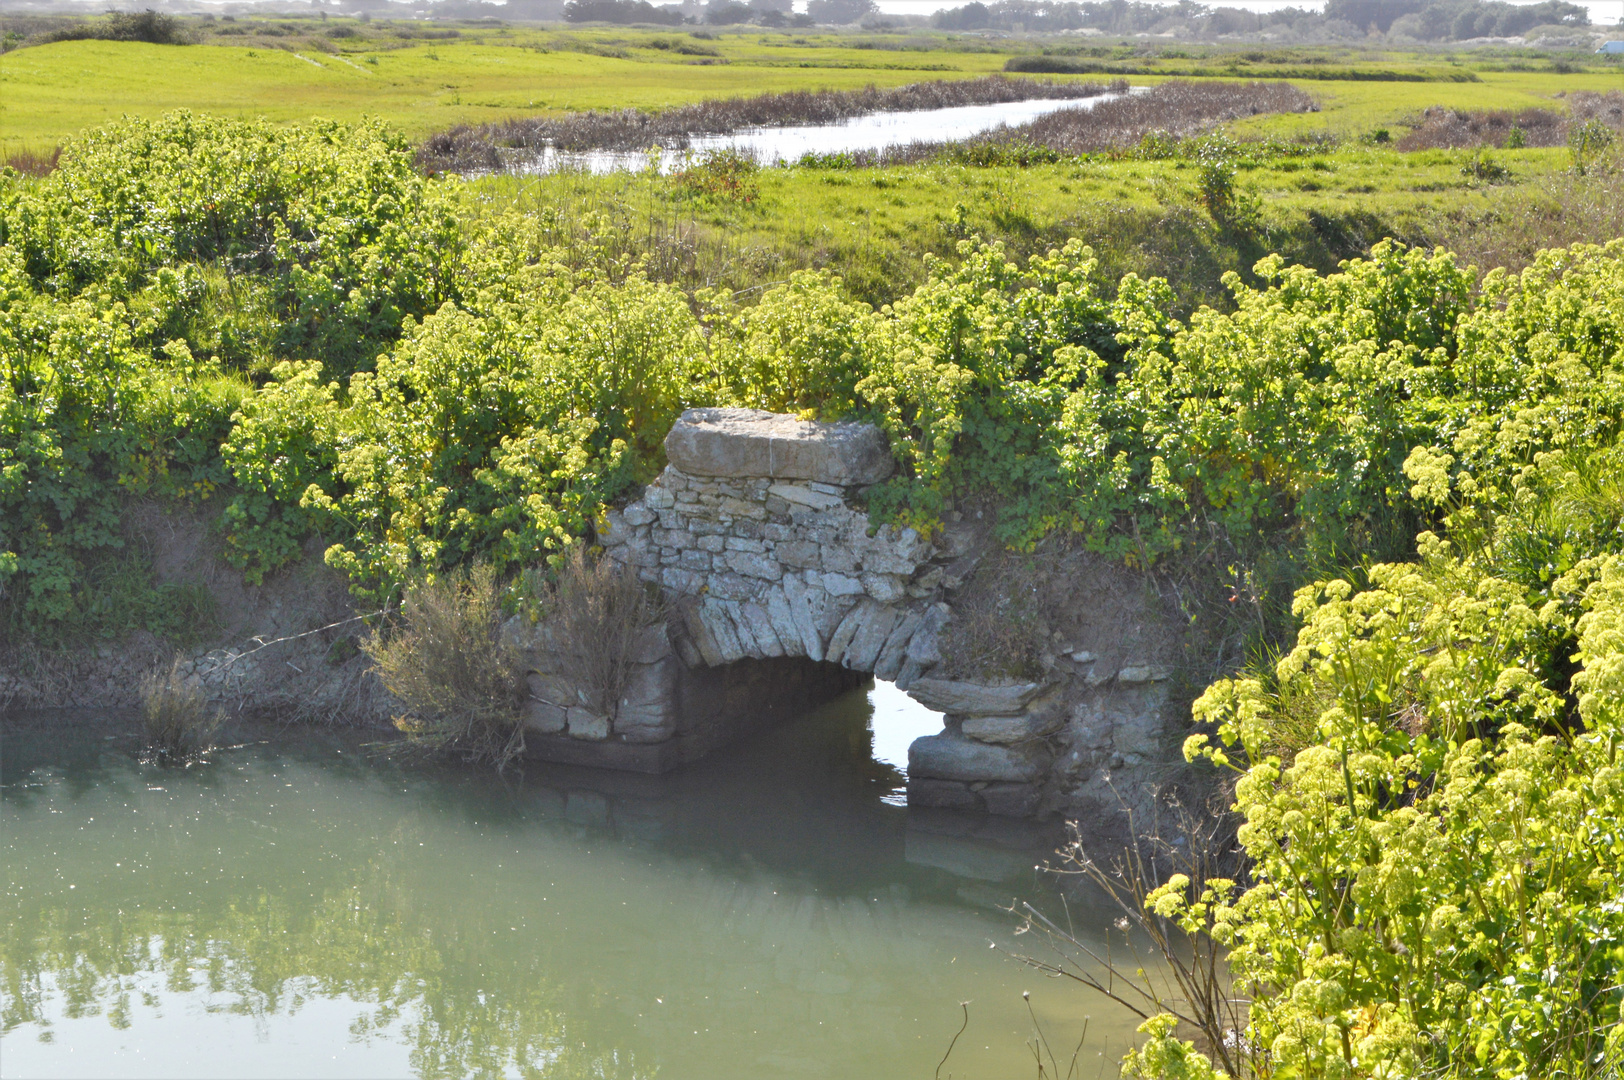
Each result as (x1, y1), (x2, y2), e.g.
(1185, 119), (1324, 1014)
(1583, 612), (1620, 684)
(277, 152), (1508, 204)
(139, 658), (223, 763)
(3, 145), (61, 177)
(417, 75), (1123, 173)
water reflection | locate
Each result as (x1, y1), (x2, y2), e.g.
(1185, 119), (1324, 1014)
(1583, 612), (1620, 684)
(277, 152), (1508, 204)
(1, 686), (1136, 1079)
(516, 93), (1132, 175)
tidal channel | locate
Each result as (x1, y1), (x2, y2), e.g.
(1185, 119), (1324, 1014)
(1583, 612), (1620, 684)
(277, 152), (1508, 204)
(2, 684), (1138, 1079)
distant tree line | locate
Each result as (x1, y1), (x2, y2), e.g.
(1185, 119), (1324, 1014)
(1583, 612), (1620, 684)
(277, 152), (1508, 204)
(931, 0), (1592, 38)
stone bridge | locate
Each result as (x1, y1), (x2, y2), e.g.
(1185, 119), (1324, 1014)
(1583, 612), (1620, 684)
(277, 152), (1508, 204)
(503, 409), (1176, 820)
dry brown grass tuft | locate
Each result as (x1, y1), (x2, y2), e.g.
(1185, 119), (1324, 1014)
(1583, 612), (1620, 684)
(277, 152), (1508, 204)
(529, 546), (667, 718)
(1396, 91), (1623, 151)
(3, 146), (61, 177)
(365, 564), (527, 770)
(986, 80), (1318, 154)
(139, 658), (222, 763)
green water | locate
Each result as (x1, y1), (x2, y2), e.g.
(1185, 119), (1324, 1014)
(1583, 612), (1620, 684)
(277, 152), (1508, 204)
(1, 684), (1137, 1079)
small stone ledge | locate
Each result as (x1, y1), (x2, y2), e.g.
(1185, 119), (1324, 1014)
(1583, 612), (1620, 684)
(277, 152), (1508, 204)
(664, 407), (894, 486)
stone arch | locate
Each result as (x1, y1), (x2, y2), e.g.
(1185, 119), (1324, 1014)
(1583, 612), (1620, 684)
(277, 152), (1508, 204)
(503, 409), (1176, 820)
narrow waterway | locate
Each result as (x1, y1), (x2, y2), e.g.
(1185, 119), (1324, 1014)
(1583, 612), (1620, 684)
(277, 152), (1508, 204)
(2, 685), (1139, 1079)
(520, 91), (1135, 173)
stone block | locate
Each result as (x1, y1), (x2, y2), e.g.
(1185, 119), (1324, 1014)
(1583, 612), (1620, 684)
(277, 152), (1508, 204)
(718, 497), (768, 521)
(780, 574), (825, 661)
(706, 573), (759, 602)
(1117, 665), (1172, 684)
(980, 782), (1042, 817)
(725, 550), (783, 581)
(825, 602), (870, 666)
(874, 611), (923, 682)
(614, 698), (675, 743)
(774, 540), (822, 569)
(598, 509), (631, 546)
(962, 712), (1062, 745)
(666, 407), (894, 485)
(765, 589), (807, 658)
(820, 545), (859, 575)
(724, 536), (766, 553)
(720, 600), (760, 657)
(643, 486), (675, 510)
(907, 678), (1044, 716)
(688, 518), (727, 537)
(661, 567), (706, 596)
(567, 708), (611, 741)
(523, 698), (568, 735)
(696, 534), (726, 553)
(621, 504), (657, 527)
(844, 604), (899, 672)
(820, 571), (866, 597)
(908, 733), (1042, 784)
(763, 523), (793, 542)
(768, 483), (845, 512)
(906, 778), (983, 811)
(861, 573), (905, 604)
(729, 603), (777, 657)
(699, 600), (746, 663)
(682, 605), (726, 667)
(676, 549), (713, 573)
(526, 671), (574, 708)
(627, 624), (673, 665)
(895, 657), (926, 691)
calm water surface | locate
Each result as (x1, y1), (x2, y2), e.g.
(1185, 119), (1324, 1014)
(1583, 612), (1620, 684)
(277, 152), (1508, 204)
(522, 92), (1134, 174)
(1, 684), (1136, 1079)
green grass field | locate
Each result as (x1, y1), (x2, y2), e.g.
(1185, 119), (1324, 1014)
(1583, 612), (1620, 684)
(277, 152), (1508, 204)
(4, 23), (1622, 155)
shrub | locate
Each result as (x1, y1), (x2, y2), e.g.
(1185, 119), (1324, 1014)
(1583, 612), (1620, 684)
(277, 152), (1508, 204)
(364, 564), (526, 770)
(527, 546), (666, 717)
(139, 658), (222, 763)
(673, 149), (759, 204)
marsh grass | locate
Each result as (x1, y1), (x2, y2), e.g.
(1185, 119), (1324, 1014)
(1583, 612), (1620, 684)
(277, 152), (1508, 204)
(417, 75), (1120, 172)
(139, 658), (223, 764)
(2, 145), (60, 177)
(365, 564), (527, 770)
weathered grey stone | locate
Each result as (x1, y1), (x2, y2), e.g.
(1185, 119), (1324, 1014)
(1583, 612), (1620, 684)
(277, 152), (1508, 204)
(643, 486), (675, 510)
(661, 567), (706, 596)
(861, 572), (906, 604)
(598, 509), (631, 546)
(699, 600), (746, 663)
(523, 698), (568, 734)
(628, 624), (673, 665)
(780, 574), (825, 661)
(874, 611), (923, 682)
(688, 518), (727, 537)
(724, 536), (766, 553)
(763, 523), (794, 542)
(768, 483), (845, 511)
(725, 550), (783, 581)
(619, 655), (677, 708)
(1117, 665), (1172, 683)
(895, 657), (926, 691)
(906, 778), (983, 811)
(908, 733), (1041, 783)
(774, 540), (822, 569)
(666, 408), (894, 485)
(820, 545), (859, 575)
(980, 782), (1042, 817)
(825, 602), (870, 666)
(615, 701), (676, 743)
(621, 504), (657, 527)
(765, 589), (807, 658)
(720, 600), (760, 657)
(844, 603), (899, 672)
(717, 496), (768, 521)
(819, 571), (865, 597)
(962, 712), (1062, 745)
(683, 605), (726, 667)
(908, 678), (1044, 716)
(676, 548), (712, 572)
(567, 708), (611, 741)
(706, 572), (759, 602)
(739, 603), (785, 658)
(696, 534), (726, 553)
(1069, 650), (1095, 663)
(526, 671), (573, 707)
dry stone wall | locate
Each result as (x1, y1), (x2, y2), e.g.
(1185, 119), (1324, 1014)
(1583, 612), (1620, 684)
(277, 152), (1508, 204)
(502, 408), (1184, 822)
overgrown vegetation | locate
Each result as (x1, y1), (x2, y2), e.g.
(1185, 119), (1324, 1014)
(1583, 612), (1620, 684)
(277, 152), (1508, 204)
(138, 658), (222, 762)
(363, 564), (527, 769)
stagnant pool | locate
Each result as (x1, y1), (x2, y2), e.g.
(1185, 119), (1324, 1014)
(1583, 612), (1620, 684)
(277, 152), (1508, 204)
(518, 91), (1138, 174)
(1, 684), (1138, 1079)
